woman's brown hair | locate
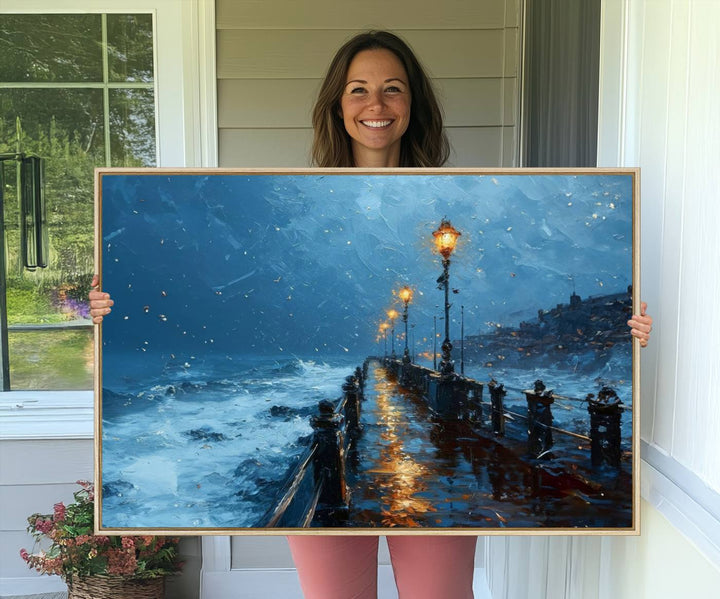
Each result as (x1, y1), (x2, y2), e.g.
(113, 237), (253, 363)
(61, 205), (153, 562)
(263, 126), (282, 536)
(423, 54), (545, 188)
(311, 31), (450, 168)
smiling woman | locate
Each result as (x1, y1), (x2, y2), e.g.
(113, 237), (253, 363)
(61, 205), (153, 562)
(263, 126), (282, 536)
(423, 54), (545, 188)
(339, 48), (412, 167)
(310, 30), (449, 168)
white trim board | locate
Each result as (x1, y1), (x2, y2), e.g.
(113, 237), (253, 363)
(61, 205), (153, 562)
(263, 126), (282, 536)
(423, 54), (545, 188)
(641, 443), (720, 568)
(0, 392), (93, 440)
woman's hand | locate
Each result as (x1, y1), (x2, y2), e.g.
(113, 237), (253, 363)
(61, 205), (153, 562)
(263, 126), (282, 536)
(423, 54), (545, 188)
(89, 275), (114, 324)
(627, 301), (652, 348)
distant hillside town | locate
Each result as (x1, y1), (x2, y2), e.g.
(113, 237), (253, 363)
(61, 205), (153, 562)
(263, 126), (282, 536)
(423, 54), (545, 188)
(457, 287), (633, 372)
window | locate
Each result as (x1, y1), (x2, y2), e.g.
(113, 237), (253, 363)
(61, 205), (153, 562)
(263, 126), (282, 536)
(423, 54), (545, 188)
(0, 13), (156, 390)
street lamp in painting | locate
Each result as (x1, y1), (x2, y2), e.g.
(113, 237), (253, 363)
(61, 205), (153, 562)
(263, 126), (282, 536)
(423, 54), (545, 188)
(398, 286), (414, 366)
(379, 322), (390, 358)
(386, 308), (399, 359)
(432, 218), (461, 376)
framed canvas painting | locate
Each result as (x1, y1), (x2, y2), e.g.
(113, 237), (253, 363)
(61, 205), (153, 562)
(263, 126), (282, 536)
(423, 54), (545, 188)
(94, 168), (640, 535)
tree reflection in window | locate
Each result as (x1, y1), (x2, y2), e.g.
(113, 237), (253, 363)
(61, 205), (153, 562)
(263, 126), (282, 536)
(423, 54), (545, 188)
(0, 13), (156, 390)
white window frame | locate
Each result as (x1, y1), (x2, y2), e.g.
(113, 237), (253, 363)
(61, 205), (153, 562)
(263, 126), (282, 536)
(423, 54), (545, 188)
(0, 0), (217, 440)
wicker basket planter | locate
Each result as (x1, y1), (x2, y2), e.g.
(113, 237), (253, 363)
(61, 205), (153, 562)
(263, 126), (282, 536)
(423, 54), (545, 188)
(67, 575), (165, 599)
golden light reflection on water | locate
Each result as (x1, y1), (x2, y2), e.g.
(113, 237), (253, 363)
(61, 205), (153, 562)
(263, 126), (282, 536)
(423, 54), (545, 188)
(368, 369), (436, 527)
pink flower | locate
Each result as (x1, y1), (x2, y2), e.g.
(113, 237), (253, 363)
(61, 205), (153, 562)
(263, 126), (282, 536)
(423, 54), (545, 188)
(121, 537), (135, 549)
(34, 518), (54, 534)
(53, 502), (66, 522)
(19, 548), (29, 562)
(107, 548), (137, 576)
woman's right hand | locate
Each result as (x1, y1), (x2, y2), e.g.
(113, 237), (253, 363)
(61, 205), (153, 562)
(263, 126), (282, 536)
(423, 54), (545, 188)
(89, 274), (114, 324)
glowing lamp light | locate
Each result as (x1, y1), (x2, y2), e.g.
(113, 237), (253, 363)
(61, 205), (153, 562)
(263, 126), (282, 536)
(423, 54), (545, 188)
(432, 219), (461, 258)
(387, 308), (399, 321)
(398, 286), (413, 304)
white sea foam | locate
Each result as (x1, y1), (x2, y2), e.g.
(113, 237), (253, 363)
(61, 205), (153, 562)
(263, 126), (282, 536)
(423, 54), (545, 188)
(102, 355), (357, 528)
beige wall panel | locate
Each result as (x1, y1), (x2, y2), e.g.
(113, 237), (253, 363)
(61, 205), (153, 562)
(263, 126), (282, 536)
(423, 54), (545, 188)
(503, 27), (520, 77)
(219, 78), (510, 129)
(505, 0), (522, 28)
(503, 78), (518, 126)
(217, 29), (507, 79)
(218, 79), (320, 128)
(219, 127), (511, 168)
(437, 79), (504, 127)
(217, 0), (507, 30)
(219, 129), (313, 167)
(503, 126), (519, 167)
(446, 127), (504, 167)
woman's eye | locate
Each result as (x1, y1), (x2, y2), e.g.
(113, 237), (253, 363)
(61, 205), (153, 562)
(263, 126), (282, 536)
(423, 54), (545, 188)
(349, 87), (367, 94)
(385, 86), (402, 93)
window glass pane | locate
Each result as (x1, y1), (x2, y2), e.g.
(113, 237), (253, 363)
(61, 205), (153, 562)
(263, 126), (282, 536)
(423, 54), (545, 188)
(110, 89), (157, 167)
(0, 12), (157, 390)
(2, 88), (100, 390)
(107, 14), (154, 83)
(1, 88), (103, 280)
(8, 329), (94, 390)
(0, 89), (106, 164)
(0, 14), (102, 82)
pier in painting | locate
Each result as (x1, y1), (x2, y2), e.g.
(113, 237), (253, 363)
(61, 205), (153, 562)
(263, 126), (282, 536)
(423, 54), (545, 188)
(261, 351), (632, 530)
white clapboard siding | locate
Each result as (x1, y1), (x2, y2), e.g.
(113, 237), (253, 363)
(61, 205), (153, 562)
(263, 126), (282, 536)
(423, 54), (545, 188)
(217, 29), (513, 80)
(216, 0), (517, 30)
(219, 128), (314, 167)
(218, 126), (512, 168)
(446, 127), (508, 167)
(216, 0), (522, 170)
(218, 78), (517, 128)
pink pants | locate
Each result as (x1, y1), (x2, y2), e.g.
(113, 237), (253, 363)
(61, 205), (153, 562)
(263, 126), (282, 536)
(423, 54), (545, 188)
(287, 535), (476, 599)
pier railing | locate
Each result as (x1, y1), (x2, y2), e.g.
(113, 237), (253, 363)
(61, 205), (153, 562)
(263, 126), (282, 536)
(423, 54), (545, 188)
(384, 357), (626, 468)
(256, 365), (367, 528)
(258, 357), (627, 527)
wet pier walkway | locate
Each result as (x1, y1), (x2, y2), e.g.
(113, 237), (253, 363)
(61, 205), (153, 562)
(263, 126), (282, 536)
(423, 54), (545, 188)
(344, 360), (632, 529)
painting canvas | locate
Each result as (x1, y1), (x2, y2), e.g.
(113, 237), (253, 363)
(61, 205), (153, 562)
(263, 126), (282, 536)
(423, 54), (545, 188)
(95, 168), (639, 534)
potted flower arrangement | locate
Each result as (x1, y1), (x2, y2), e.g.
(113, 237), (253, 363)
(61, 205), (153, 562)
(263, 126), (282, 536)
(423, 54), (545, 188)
(20, 481), (182, 599)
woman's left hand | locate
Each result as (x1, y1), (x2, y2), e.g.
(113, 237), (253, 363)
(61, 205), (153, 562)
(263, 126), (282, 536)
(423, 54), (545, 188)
(627, 301), (652, 348)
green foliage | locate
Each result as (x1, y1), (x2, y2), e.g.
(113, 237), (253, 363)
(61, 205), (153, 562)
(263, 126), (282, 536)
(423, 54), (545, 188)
(5, 283), (61, 324)
(1, 12), (156, 329)
(9, 329), (93, 390)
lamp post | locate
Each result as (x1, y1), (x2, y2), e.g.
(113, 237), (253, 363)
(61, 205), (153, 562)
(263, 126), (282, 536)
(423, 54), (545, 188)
(461, 304), (465, 376)
(433, 315), (437, 370)
(379, 322), (390, 358)
(432, 218), (461, 377)
(398, 286), (413, 366)
(387, 308), (399, 359)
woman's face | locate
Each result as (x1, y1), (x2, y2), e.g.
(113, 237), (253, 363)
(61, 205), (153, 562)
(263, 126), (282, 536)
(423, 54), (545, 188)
(340, 48), (411, 167)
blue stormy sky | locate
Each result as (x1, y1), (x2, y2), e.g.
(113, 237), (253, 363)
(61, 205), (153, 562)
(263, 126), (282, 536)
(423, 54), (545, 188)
(100, 173), (633, 359)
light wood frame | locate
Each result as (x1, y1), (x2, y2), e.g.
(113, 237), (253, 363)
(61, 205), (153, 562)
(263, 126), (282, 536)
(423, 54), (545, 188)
(94, 167), (640, 536)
